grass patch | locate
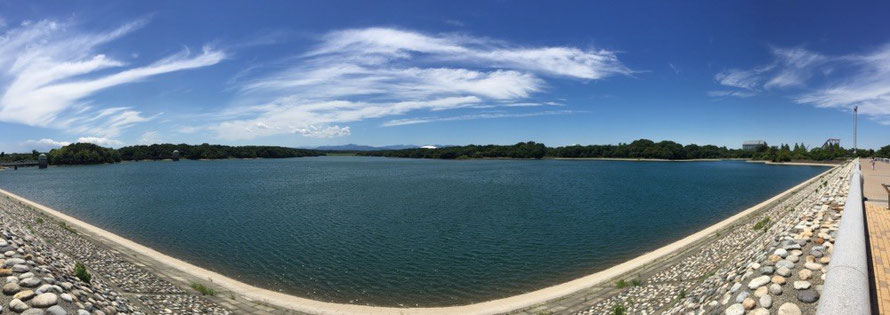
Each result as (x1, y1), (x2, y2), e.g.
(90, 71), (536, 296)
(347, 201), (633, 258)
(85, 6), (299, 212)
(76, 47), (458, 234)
(59, 222), (76, 233)
(74, 261), (91, 284)
(615, 279), (628, 288)
(631, 279), (642, 286)
(36, 217), (44, 224)
(678, 289), (686, 299)
(190, 282), (216, 296)
(611, 305), (627, 315)
(753, 217), (771, 231)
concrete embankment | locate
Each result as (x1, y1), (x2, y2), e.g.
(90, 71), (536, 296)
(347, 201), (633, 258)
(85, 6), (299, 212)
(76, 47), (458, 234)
(0, 162), (847, 315)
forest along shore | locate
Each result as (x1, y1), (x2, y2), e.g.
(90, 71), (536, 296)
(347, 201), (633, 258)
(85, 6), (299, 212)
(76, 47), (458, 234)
(0, 195), (237, 315)
(520, 162), (851, 315)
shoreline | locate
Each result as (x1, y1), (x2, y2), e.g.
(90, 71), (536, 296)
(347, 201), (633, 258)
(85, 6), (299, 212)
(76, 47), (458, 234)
(552, 157), (726, 162)
(0, 163), (839, 314)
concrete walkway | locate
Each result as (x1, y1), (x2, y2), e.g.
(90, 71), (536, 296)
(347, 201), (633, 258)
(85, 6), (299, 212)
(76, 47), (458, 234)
(866, 203), (890, 314)
(862, 158), (890, 313)
(862, 158), (890, 205)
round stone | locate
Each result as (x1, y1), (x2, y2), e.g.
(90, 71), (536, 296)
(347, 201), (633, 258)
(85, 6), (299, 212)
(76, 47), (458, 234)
(760, 294), (773, 308)
(750, 308), (769, 315)
(9, 298), (29, 312)
(778, 303), (802, 315)
(46, 305), (67, 315)
(787, 254), (800, 263)
(820, 256), (831, 264)
(797, 289), (820, 303)
(760, 266), (775, 275)
(776, 260), (795, 269)
(31, 293), (58, 308)
(13, 289), (34, 301)
(777, 266), (792, 277)
(2, 282), (20, 295)
(730, 282), (742, 293)
(736, 291), (751, 303)
(799, 269), (813, 280)
(743, 297), (756, 309)
(60, 293), (73, 302)
(11, 264), (29, 273)
(769, 283), (783, 295)
(748, 275), (771, 289)
(774, 248), (789, 258)
(20, 277), (41, 288)
(804, 262), (822, 270)
(725, 303), (745, 315)
(754, 286), (769, 297)
(772, 275), (786, 285)
(22, 309), (44, 315)
(793, 281), (812, 290)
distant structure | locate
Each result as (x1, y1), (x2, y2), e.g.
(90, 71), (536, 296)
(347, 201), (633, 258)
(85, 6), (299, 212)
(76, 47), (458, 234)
(38, 154), (47, 169)
(420, 145), (437, 149)
(822, 138), (840, 149)
(743, 140), (767, 151)
(172, 150), (180, 161)
(853, 106), (858, 154)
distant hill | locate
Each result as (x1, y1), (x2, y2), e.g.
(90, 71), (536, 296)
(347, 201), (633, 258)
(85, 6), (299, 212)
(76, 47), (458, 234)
(312, 144), (420, 151)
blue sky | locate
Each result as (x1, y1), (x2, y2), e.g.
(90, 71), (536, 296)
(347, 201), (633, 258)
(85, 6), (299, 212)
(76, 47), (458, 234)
(1, 1), (889, 152)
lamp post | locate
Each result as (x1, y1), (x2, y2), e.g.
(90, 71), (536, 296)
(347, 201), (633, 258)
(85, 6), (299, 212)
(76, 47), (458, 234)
(853, 106), (858, 154)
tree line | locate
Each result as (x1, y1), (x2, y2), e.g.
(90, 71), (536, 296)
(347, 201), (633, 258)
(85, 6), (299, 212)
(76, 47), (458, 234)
(1, 143), (322, 165)
(358, 139), (890, 161)
(117, 143), (321, 160)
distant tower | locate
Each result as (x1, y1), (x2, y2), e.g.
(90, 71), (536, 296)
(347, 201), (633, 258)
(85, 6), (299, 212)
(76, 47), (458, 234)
(38, 154), (47, 169)
(853, 106), (858, 154)
(172, 150), (180, 161)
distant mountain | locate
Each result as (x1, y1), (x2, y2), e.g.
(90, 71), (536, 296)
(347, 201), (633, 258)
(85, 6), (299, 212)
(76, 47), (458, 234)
(311, 144), (424, 151)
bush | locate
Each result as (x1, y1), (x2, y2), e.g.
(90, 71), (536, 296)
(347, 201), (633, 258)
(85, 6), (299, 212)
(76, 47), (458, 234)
(74, 261), (91, 283)
(631, 279), (642, 286)
(753, 217), (771, 231)
(611, 305), (626, 315)
(190, 282), (215, 296)
(616, 279), (628, 288)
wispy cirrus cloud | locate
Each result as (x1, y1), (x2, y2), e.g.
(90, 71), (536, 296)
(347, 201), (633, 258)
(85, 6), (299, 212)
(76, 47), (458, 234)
(714, 44), (890, 123)
(215, 27), (630, 140)
(712, 47), (825, 94)
(381, 110), (579, 127)
(0, 18), (225, 141)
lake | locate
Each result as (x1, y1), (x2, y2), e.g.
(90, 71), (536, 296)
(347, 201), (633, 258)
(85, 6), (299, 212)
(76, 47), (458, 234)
(0, 157), (828, 306)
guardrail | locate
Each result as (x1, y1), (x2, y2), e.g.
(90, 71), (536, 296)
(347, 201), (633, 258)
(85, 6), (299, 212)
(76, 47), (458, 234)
(817, 160), (870, 315)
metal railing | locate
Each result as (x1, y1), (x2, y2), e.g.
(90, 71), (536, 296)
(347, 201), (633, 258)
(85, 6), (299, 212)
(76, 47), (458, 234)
(817, 160), (870, 315)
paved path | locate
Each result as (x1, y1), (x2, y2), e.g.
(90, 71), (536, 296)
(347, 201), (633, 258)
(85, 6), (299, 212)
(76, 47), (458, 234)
(866, 203), (890, 314)
(862, 159), (890, 314)
(862, 158), (890, 205)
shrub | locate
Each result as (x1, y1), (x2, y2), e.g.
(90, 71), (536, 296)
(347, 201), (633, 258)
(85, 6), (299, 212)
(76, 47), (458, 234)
(612, 305), (626, 315)
(753, 217), (771, 231)
(631, 279), (642, 286)
(616, 279), (628, 288)
(74, 261), (91, 283)
(191, 282), (215, 296)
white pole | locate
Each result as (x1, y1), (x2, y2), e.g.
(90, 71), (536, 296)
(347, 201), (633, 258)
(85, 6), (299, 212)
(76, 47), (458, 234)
(853, 106), (858, 154)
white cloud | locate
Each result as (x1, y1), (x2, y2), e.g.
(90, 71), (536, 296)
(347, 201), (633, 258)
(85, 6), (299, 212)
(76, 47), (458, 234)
(717, 43), (890, 123)
(138, 131), (162, 144)
(0, 19), (224, 135)
(382, 110), (578, 126)
(76, 136), (123, 147)
(22, 138), (71, 150)
(707, 90), (756, 98)
(217, 27), (629, 140)
(794, 44), (890, 123)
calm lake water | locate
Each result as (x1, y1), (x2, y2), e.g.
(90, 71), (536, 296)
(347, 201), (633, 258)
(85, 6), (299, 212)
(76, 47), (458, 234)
(0, 157), (827, 306)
